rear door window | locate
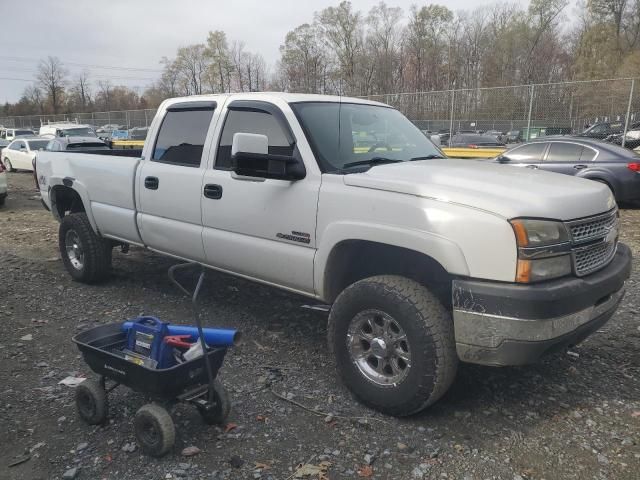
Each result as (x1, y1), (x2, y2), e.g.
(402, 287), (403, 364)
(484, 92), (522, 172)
(545, 143), (584, 163)
(152, 108), (215, 167)
(502, 143), (547, 163)
(215, 109), (294, 169)
(579, 146), (598, 162)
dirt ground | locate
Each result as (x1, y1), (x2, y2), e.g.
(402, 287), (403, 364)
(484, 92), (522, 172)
(0, 172), (638, 480)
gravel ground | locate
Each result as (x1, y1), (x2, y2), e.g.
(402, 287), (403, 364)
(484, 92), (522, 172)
(1, 172), (639, 480)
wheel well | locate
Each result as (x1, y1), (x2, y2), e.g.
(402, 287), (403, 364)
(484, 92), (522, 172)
(323, 240), (452, 307)
(51, 186), (85, 220)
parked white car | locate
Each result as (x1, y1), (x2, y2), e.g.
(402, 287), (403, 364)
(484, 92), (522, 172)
(0, 159), (7, 206)
(2, 137), (50, 172)
(39, 123), (96, 139)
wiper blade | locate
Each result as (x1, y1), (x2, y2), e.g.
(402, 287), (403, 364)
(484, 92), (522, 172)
(342, 157), (402, 169)
(410, 155), (445, 160)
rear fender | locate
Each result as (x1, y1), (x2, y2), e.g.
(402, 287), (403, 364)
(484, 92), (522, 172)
(49, 177), (99, 233)
(578, 169), (619, 193)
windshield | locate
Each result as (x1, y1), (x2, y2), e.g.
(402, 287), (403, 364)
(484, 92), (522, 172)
(15, 130), (34, 136)
(27, 140), (49, 150)
(60, 128), (96, 137)
(291, 102), (443, 172)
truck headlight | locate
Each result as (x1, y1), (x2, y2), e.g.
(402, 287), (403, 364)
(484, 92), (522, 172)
(510, 219), (572, 283)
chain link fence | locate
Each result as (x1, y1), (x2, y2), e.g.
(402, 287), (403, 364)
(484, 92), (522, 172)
(0, 109), (157, 130)
(2, 79), (640, 145)
(364, 78), (640, 145)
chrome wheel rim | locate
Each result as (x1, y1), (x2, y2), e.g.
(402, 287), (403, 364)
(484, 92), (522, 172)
(65, 230), (84, 270)
(347, 309), (411, 386)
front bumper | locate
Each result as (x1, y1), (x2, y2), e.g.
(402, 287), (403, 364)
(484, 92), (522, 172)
(452, 243), (632, 366)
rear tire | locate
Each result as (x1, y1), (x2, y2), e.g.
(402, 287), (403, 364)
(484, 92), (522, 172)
(134, 404), (175, 457)
(59, 213), (112, 283)
(0, 195), (5, 207)
(328, 275), (457, 416)
(198, 379), (231, 425)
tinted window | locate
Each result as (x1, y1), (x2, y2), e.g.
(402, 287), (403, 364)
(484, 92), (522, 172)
(503, 143), (547, 162)
(580, 147), (597, 162)
(10, 141), (24, 150)
(216, 109), (294, 169)
(15, 129), (34, 136)
(152, 109), (215, 167)
(545, 143), (584, 162)
(27, 140), (49, 151)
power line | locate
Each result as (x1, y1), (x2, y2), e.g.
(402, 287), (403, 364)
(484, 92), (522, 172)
(0, 55), (163, 73)
(0, 77), (33, 82)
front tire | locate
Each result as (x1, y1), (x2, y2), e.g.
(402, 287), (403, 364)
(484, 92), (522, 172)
(59, 213), (112, 283)
(328, 275), (457, 416)
(3, 158), (14, 172)
(75, 379), (108, 425)
(134, 404), (175, 457)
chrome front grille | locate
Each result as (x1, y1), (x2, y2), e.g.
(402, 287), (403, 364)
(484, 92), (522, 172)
(568, 209), (617, 244)
(573, 240), (617, 276)
(566, 209), (618, 276)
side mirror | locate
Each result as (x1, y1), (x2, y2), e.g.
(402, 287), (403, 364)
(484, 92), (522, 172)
(231, 132), (305, 181)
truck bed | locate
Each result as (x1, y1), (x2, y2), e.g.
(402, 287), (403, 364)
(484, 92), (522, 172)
(36, 151), (143, 244)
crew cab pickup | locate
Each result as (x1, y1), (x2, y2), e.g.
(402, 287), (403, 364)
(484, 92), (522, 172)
(36, 93), (632, 416)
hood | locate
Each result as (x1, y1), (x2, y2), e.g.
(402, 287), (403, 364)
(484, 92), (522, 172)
(343, 159), (615, 220)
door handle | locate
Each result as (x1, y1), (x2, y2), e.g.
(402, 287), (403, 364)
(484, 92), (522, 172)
(144, 176), (159, 190)
(525, 164), (538, 169)
(573, 164), (587, 170)
(203, 184), (223, 199)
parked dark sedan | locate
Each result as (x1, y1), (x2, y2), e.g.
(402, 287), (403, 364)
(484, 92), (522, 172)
(449, 133), (505, 148)
(495, 138), (640, 202)
(578, 122), (624, 140)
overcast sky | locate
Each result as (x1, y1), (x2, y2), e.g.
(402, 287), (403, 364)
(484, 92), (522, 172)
(1, 0), (535, 104)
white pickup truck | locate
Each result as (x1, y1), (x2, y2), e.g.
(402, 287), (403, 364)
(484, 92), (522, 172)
(36, 93), (632, 416)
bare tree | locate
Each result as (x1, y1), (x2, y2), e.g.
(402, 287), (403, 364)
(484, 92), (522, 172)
(36, 56), (68, 114)
(71, 70), (92, 111)
(97, 80), (113, 111)
(175, 44), (208, 95)
(24, 85), (46, 114)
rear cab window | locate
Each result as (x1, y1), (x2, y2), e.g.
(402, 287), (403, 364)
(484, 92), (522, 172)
(152, 102), (216, 167)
